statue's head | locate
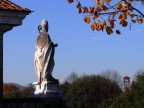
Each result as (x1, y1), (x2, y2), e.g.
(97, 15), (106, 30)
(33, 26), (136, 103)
(38, 19), (48, 33)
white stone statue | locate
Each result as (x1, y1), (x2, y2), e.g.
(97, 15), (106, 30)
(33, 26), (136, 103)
(34, 19), (58, 84)
(32, 20), (65, 98)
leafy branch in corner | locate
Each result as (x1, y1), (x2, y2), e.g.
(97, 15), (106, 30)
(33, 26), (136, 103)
(68, 0), (144, 35)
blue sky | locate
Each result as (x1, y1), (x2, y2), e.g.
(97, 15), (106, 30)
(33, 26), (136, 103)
(3, 0), (144, 86)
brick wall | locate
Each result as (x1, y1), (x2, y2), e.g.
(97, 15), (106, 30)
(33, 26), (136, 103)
(0, 34), (3, 99)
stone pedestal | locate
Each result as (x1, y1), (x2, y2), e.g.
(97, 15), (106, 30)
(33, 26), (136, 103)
(33, 81), (64, 98)
(32, 80), (67, 107)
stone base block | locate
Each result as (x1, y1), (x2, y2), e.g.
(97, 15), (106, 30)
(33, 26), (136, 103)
(33, 81), (63, 98)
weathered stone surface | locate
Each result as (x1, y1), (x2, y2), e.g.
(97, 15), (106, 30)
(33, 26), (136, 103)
(33, 81), (64, 98)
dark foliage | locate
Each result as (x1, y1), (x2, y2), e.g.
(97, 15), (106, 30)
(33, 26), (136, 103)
(61, 75), (122, 108)
(20, 85), (34, 98)
(101, 72), (144, 108)
(3, 84), (21, 98)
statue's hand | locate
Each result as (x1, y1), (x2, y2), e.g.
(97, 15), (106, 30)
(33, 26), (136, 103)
(54, 43), (58, 47)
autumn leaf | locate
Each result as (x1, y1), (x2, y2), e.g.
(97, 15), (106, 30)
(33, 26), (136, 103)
(122, 3), (129, 10)
(137, 18), (143, 24)
(130, 0), (135, 2)
(120, 20), (128, 27)
(119, 13), (127, 21)
(91, 21), (97, 31)
(116, 4), (122, 10)
(104, 0), (111, 4)
(77, 2), (82, 13)
(96, 23), (102, 31)
(122, 21), (128, 27)
(93, 10), (99, 19)
(110, 20), (115, 28)
(68, 0), (74, 4)
(100, 23), (105, 31)
(83, 7), (88, 13)
(96, 7), (102, 12)
(89, 7), (94, 13)
(96, 0), (100, 5)
(112, 13), (116, 19)
(78, 7), (82, 13)
(131, 19), (136, 23)
(84, 16), (91, 24)
(106, 26), (113, 35)
(103, 5), (108, 11)
(116, 30), (121, 34)
(101, 21), (106, 27)
(130, 14), (135, 19)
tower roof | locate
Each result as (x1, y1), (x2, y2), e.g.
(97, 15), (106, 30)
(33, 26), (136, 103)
(123, 76), (130, 79)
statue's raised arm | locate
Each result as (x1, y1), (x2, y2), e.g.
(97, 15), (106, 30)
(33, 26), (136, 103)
(34, 19), (58, 84)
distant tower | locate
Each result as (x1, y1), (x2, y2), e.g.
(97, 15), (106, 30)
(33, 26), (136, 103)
(123, 76), (131, 92)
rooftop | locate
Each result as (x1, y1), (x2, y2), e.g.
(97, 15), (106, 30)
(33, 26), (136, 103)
(0, 0), (31, 12)
(123, 76), (130, 79)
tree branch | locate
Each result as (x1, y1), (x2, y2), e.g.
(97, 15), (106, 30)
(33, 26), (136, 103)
(131, 6), (144, 18)
(98, 11), (120, 15)
(123, 0), (144, 18)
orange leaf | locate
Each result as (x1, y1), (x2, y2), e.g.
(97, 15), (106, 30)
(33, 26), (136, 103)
(94, 10), (99, 19)
(91, 21), (97, 31)
(76, 2), (82, 13)
(131, 19), (136, 23)
(89, 7), (94, 13)
(103, 5), (108, 11)
(104, 0), (111, 4)
(83, 7), (88, 13)
(96, 24), (102, 31)
(120, 20), (128, 27)
(130, 14), (135, 19)
(137, 18), (143, 24)
(101, 21), (106, 27)
(106, 26), (113, 35)
(130, 0), (135, 2)
(119, 13), (127, 21)
(96, 7), (102, 12)
(68, 0), (74, 4)
(116, 30), (121, 34)
(121, 3), (129, 11)
(84, 16), (91, 24)
(116, 4), (122, 10)
(110, 20), (115, 28)
(96, 0), (100, 5)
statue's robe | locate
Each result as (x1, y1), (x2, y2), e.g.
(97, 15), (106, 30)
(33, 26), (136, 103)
(34, 31), (55, 82)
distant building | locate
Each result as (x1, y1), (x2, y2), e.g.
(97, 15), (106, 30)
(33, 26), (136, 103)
(123, 76), (131, 92)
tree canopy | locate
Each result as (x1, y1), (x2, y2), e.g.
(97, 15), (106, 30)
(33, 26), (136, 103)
(3, 84), (34, 98)
(100, 69), (122, 88)
(68, 0), (144, 35)
(3, 84), (21, 98)
(61, 74), (122, 108)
